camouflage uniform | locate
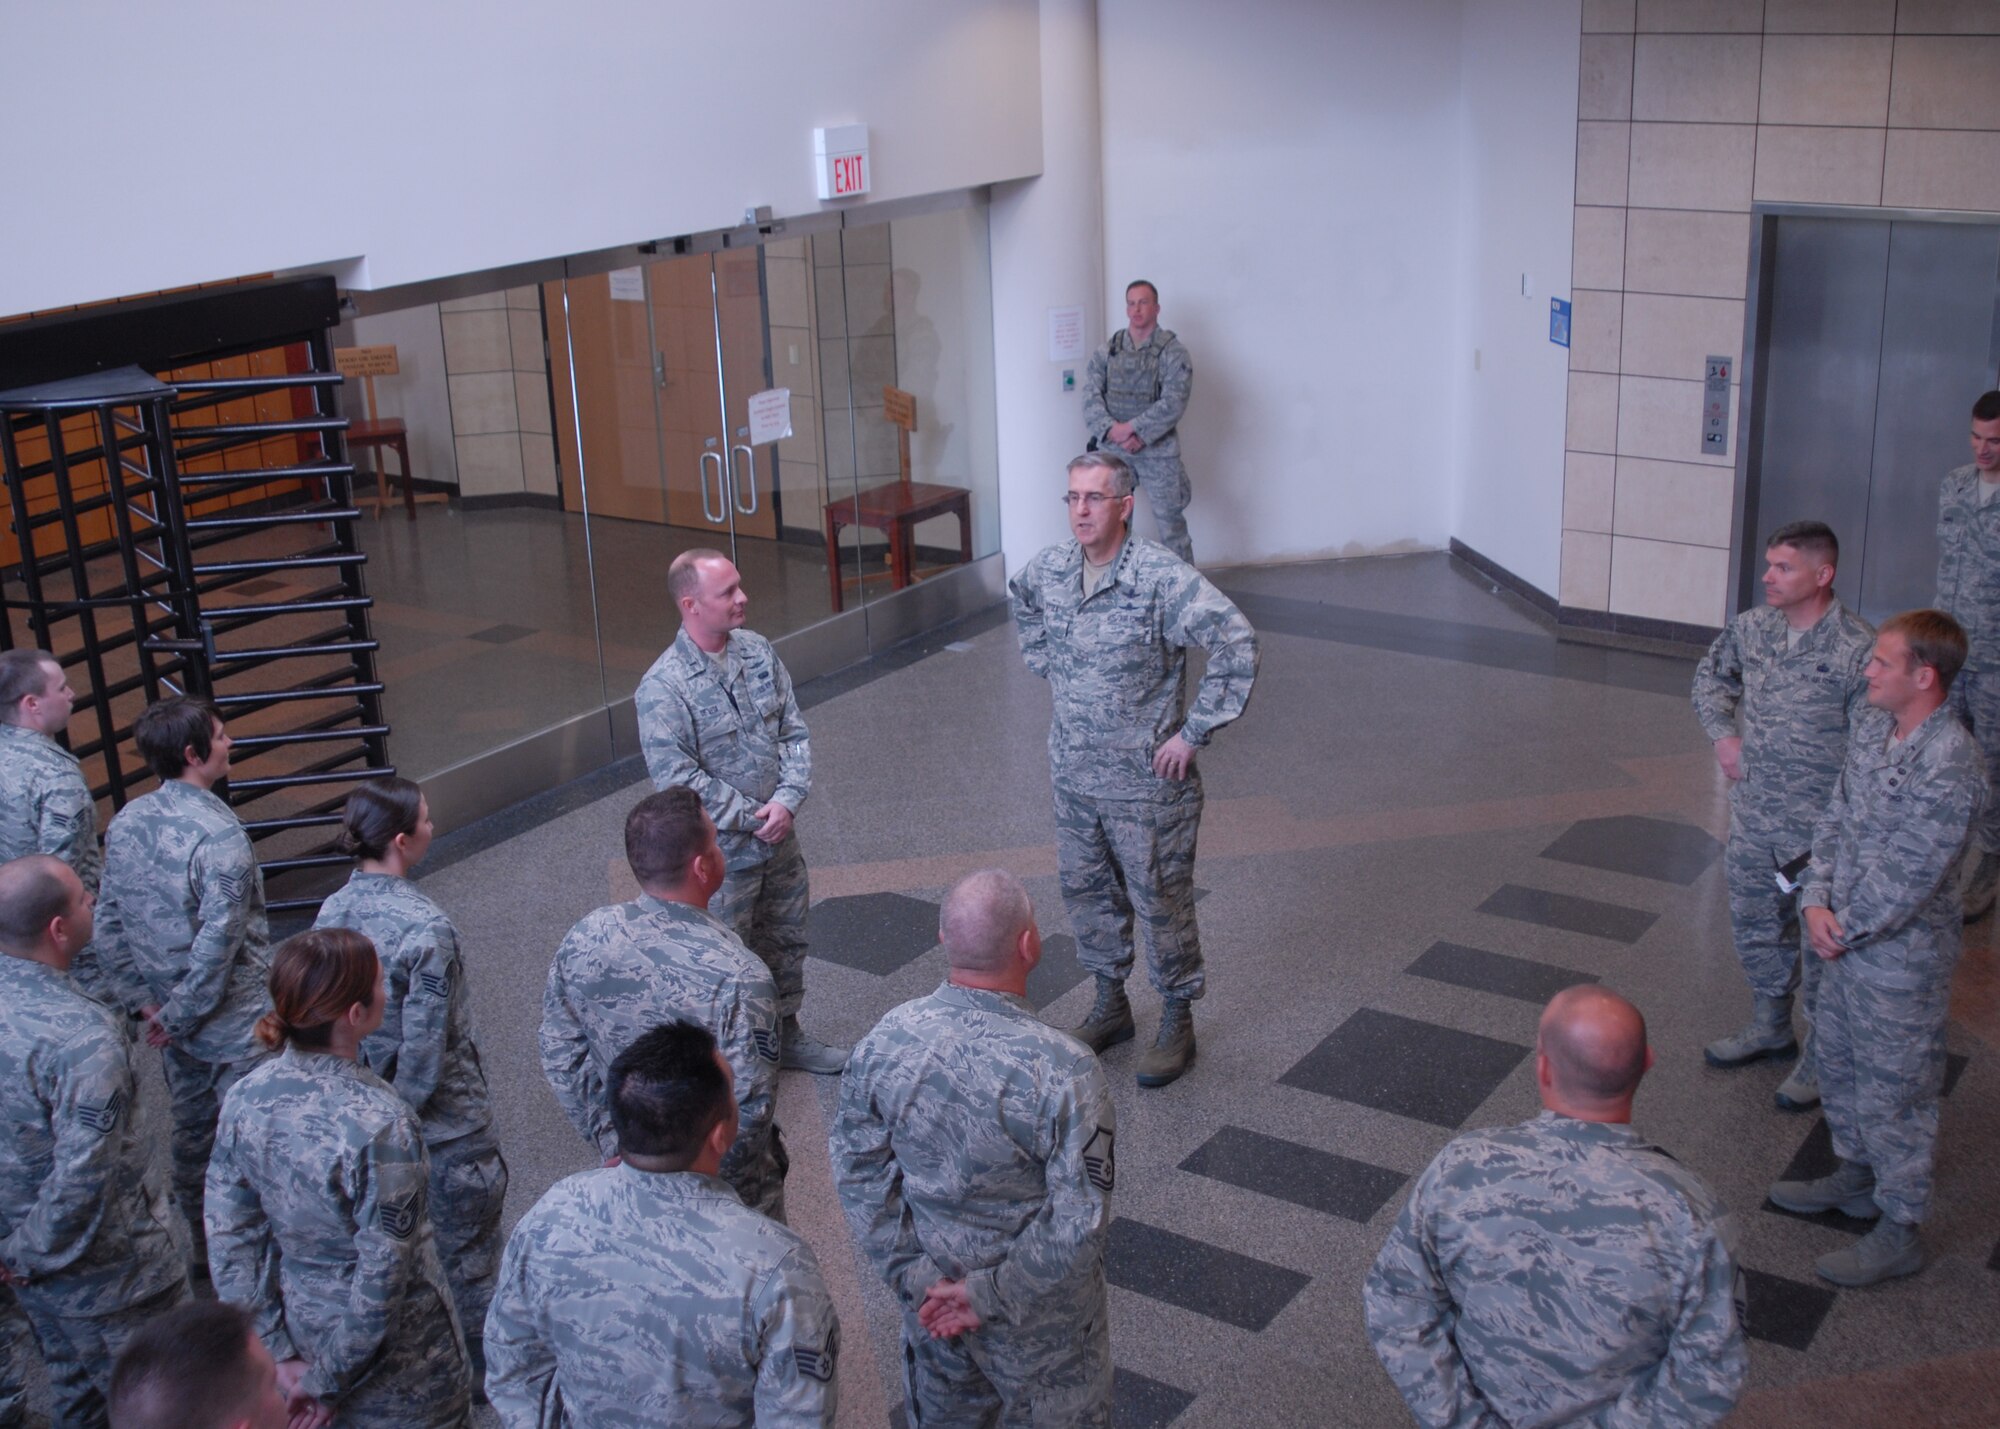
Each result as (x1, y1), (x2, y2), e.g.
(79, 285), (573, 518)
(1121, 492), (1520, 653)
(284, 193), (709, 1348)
(541, 895), (786, 1219)
(315, 871), (507, 1368)
(91, 779), (271, 1262)
(1935, 463), (2000, 851)
(0, 956), (190, 1428)
(1692, 599), (1874, 1050)
(1364, 1111), (1746, 1427)
(1082, 327), (1196, 563)
(207, 1046), (471, 1427)
(831, 981), (1116, 1426)
(484, 1165), (838, 1428)
(1009, 537), (1257, 1001)
(637, 628), (813, 1020)
(0, 722), (107, 1001)
(1800, 704), (1985, 1224)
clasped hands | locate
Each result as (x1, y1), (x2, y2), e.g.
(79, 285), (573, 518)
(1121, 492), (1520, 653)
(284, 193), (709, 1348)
(917, 1278), (981, 1340)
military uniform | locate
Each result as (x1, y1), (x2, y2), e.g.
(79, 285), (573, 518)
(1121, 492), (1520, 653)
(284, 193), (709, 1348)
(1009, 537), (1256, 1002)
(0, 956), (190, 1428)
(315, 871), (507, 1369)
(207, 1046), (471, 1428)
(541, 895), (786, 1219)
(1800, 704), (1984, 1225)
(1082, 327), (1196, 563)
(484, 1165), (838, 1428)
(0, 723), (106, 1000)
(637, 628), (813, 1021)
(91, 779), (271, 1261)
(1936, 464), (2000, 851)
(831, 981), (1116, 1426)
(1364, 1111), (1746, 1427)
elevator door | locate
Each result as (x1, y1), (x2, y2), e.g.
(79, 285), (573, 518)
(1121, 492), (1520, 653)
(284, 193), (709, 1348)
(1745, 217), (2000, 623)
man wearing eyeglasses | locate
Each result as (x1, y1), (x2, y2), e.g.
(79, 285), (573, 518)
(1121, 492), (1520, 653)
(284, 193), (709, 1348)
(1008, 452), (1258, 1088)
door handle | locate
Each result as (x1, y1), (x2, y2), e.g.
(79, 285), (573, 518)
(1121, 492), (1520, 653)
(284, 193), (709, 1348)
(698, 448), (726, 524)
(730, 444), (760, 516)
(653, 351), (666, 390)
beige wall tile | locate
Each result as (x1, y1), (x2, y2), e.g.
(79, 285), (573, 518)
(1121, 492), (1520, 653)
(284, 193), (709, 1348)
(1580, 35), (1635, 121)
(1760, 36), (1893, 125)
(515, 371), (553, 435)
(1609, 535), (1730, 627)
(1632, 36), (1761, 124)
(764, 236), (808, 262)
(454, 433), (525, 498)
(521, 433), (559, 495)
(1624, 208), (1752, 297)
(1765, 0), (1895, 31)
(1574, 206), (1629, 290)
(1620, 293), (1744, 381)
(1889, 37), (2000, 128)
(505, 286), (541, 312)
(1570, 289), (1624, 374)
(848, 334), (899, 397)
(1753, 126), (1887, 204)
(843, 263), (894, 338)
(1561, 530), (1615, 610)
(1636, 0), (1764, 33)
(439, 292), (505, 314)
(1612, 455), (1735, 545)
(1899, 0), (2000, 34)
(447, 371), (519, 437)
(441, 309), (513, 374)
(764, 257), (811, 329)
(1577, 122), (1632, 206)
(1628, 123), (1756, 211)
(1881, 129), (2000, 211)
(1584, 0), (1636, 31)
(1617, 373), (1736, 467)
(770, 325), (815, 399)
(1568, 371), (1621, 454)
(818, 337), (851, 408)
(778, 393), (823, 471)
(1564, 452), (1616, 532)
(508, 309), (544, 373)
(842, 225), (893, 266)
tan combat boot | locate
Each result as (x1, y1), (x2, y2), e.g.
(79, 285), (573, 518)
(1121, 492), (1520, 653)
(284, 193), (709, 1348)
(1069, 976), (1135, 1053)
(1135, 997), (1195, 1088)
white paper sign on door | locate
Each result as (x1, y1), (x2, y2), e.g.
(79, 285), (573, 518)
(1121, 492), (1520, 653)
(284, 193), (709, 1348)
(747, 387), (794, 444)
(1048, 305), (1085, 363)
(608, 267), (645, 302)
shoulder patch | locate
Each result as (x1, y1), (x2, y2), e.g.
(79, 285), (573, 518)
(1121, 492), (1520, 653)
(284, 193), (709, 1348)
(74, 1088), (125, 1135)
(380, 1183), (428, 1241)
(216, 869), (248, 904)
(417, 969), (451, 999)
(751, 1026), (781, 1063)
(792, 1320), (837, 1383)
(1083, 1125), (1115, 1192)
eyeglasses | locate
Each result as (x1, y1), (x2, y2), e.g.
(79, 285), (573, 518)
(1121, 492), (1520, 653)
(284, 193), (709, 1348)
(1061, 492), (1123, 508)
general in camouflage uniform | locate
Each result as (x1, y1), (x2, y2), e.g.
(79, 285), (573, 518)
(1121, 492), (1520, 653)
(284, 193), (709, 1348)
(314, 870), (507, 1371)
(1933, 390), (2000, 912)
(208, 1045), (471, 1427)
(1772, 611), (1985, 1287)
(1010, 451), (1257, 1086)
(488, 1021), (837, 1428)
(1691, 522), (1873, 1108)
(1082, 280), (1196, 563)
(0, 652), (105, 1003)
(0, 857), (189, 1429)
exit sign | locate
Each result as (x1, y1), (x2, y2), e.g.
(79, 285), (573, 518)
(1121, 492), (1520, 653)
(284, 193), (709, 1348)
(814, 124), (870, 200)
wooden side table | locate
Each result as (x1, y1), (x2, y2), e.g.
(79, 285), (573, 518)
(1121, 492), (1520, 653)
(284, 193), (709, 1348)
(347, 418), (420, 520)
(823, 481), (973, 611)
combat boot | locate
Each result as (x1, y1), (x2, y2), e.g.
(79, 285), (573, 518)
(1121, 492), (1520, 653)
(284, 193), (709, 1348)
(1069, 976), (1135, 1052)
(1773, 1058), (1819, 1112)
(1815, 1217), (1923, 1287)
(1703, 993), (1797, 1068)
(1135, 998), (1195, 1088)
(1768, 1158), (1879, 1219)
(1963, 850), (2000, 921)
(780, 1015), (850, 1075)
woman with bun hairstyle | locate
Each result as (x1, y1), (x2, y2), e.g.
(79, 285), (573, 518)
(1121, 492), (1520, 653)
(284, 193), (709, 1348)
(205, 928), (472, 1428)
(314, 776), (505, 1390)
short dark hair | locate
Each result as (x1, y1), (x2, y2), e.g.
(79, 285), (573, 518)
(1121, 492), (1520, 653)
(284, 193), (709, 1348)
(0, 855), (78, 953)
(340, 776), (424, 861)
(625, 787), (712, 888)
(1125, 279), (1159, 303)
(109, 1300), (265, 1429)
(668, 548), (729, 604)
(133, 696), (222, 780)
(1972, 390), (2000, 423)
(1880, 609), (1969, 693)
(608, 1020), (732, 1165)
(1766, 520), (1838, 567)
(0, 649), (60, 721)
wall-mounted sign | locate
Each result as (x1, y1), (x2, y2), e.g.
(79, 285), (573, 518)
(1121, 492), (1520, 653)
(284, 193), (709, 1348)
(1702, 355), (1731, 455)
(608, 267), (645, 303)
(1549, 297), (1571, 349)
(333, 345), (400, 377)
(1048, 305), (1085, 363)
(814, 124), (870, 200)
(747, 387), (793, 445)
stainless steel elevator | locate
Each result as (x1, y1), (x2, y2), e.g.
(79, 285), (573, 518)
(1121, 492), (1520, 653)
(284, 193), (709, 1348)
(1737, 210), (2000, 621)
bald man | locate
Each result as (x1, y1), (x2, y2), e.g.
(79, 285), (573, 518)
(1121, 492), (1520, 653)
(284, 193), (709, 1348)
(1364, 987), (1746, 1427)
(831, 870), (1115, 1427)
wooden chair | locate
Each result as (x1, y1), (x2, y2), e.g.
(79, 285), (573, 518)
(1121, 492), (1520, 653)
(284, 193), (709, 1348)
(823, 387), (973, 611)
(333, 344), (447, 521)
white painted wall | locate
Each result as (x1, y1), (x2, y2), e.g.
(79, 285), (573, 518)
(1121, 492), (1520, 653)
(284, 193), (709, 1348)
(1450, 0), (1580, 599)
(0, 0), (1041, 316)
(1094, 0), (1466, 568)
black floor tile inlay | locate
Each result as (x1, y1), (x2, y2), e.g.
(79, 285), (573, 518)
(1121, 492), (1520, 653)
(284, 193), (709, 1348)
(468, 622), (537, 644)
(1405, 940), (1597, 1005)
(1280, 1008), (1531, 1128)
(1477, 884), (1657, 945)
(1740, 1266), (1837, 1352)
(1026, 932), (1092, 1010)
(1989, 1238), (2000, 1273)
(1106, 1218), (1309, 1332)
(804, 891), (939, 975)
(1113, 1367), (1196, 1428)
(1178, 1125), (1407, 1223)
(1538, 815), (1723, 886)
(1764, 1119), (1874, 1235)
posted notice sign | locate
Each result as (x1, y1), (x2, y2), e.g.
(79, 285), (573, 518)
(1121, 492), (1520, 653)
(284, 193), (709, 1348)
(814, 124), (870, 200)
(747, 388), (794, 445)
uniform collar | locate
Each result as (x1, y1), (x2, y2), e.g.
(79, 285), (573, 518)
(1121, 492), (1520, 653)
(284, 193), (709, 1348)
(0, 722), (55, 748)
(631, 891), (725, 930)
(612, 1164), (740, 1203)
(1773, 594), (1845, 651)
(156, 778), (230, 816)
(1534, 1110), (1644, 1147)
(1070, 535), (1133, 597)
(933, 978), (1033, 1015)
(1879, 701), (1958, 763)
(670, 626), (737, 676)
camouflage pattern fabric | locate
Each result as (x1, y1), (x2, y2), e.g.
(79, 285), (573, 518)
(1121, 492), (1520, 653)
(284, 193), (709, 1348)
(1802, 703), (1985, 1223)
(541, 895), (786, 1220)
(315, 871), (506, 1347)
(1082, 327), (1195, 563)
(1949, 667), (2000, 854)
(484, 1166), (838, 1428)
(0, 724), (105, 1000)
(708, 833), (810, 1020)
(0, 1288), (28, 1429)
(1363, 1111), (1747, 1428)
(1935, 463), (2000, 851)
(1693, 598), (1874, 1000)
(1054, 781), (1204, 998)
(207, 1047), (470, 1427)
(831, 982), (1115, 1426)
(0, 956), (190, 1427)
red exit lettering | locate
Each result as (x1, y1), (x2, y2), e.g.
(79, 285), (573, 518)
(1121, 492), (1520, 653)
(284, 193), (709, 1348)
(834, 155), (863, 194)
